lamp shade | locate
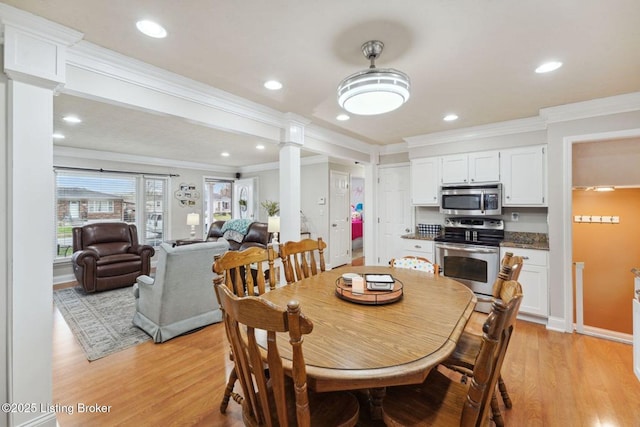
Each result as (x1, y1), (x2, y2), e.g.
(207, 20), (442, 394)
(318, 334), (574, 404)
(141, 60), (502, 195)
(267, 216), (280, 233)
(186, 213), (200, 226)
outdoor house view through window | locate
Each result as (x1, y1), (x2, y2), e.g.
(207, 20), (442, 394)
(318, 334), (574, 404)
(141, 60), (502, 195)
(203, 179), (233, 230)
(54, 169), (168, 259)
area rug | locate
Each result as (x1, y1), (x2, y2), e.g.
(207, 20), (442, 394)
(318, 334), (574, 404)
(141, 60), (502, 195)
(53, 286), (151, 361)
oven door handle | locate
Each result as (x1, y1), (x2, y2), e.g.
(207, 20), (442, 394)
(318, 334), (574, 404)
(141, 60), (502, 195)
(436, 244), (498, 254)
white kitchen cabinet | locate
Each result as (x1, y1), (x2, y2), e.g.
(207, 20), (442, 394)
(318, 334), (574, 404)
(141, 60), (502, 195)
(401, 239), (435, 261)
(500, 247), (548, 317)
(500, 145), (547, 206)
(441, 151), (500, 185)
(410, 157), (440, 205)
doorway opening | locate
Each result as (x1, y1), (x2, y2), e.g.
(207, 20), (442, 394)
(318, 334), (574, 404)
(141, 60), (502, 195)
(569, 134), (640, 342)
(351, 176), (364, 265)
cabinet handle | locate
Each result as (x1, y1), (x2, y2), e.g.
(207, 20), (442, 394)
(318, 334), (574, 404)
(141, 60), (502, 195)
(506, 195), (511, 199)
(522, 256), (530, 260)
(414, 245), (422, 249)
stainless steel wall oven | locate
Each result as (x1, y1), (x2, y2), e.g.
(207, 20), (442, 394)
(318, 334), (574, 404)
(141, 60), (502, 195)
(434, 217), (504, 312)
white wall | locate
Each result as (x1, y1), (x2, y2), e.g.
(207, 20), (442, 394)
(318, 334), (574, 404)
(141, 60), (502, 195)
(546, 110), (640, 328)
(573, 137), (640, 187)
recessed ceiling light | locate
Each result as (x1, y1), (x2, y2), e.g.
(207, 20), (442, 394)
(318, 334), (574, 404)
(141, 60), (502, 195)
(256, 144), (265, 150)
(443, 114), (459, 122)
(535, 61), (563, 74)
(136, 20), (167, 38)
(62, 115), (82, 124)
(52, 133), (65, 139)
(221, 152), (230, 157)
(336, 114), (350, 121)
(264, 80), (283, 90)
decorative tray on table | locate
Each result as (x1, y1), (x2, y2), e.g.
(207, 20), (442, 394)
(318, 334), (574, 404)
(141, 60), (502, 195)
(335, 273), (403, 305)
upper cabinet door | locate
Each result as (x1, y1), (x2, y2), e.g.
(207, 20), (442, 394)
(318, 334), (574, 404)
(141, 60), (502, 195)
(441, 154), (469, 184)
(410, 157), (440, 205)
(468, 151), (500, 183)
(501, 145), (547, 206)
(441, 151), (500, 184)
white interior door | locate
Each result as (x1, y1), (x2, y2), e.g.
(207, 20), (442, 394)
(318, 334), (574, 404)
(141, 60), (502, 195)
(378, 166), (412, 265)
(329, 170), (350, 268)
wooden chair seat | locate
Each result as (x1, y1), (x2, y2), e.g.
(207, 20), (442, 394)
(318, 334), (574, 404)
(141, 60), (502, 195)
(216, 284), (360, 427)
(242, 377), (360, 427)
(383, 286), (523, 427)
(382, 367), (472, 427)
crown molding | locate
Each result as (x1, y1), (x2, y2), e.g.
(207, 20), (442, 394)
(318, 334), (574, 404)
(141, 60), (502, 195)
(305, 123), (373, 155)
(404, 116), (547, 148)
(540, 91), (640, 123)
(0, 3), (83, 45)
(66, 41), (287, 130)
(239, 154), (329, 174)
(379, 141), (408, 154)
(54, 145), (237, 173)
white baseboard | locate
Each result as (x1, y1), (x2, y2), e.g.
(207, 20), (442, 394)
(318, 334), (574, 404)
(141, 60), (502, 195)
(53, 273), (76, 285)
(16, 411), (57, 427)
(579, 325), (632, 345)
(546, 316), (568, 332)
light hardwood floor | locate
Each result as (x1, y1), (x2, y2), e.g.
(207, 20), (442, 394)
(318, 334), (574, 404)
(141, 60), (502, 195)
(53, 303), (640, 426)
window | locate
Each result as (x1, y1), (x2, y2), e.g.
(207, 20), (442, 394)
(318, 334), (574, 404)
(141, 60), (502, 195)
(87, 200), (114, 213)
(203, 178), (233, 231)
(54, 169), (169, 259)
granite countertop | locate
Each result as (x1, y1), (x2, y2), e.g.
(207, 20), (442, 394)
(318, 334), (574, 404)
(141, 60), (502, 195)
(501, 232), (549, 250)
(402, 231), (550, 250)
(401, 233), (440, 241)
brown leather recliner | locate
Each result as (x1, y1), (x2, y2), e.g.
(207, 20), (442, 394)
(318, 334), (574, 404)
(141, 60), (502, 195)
(71, 223), (155, 293)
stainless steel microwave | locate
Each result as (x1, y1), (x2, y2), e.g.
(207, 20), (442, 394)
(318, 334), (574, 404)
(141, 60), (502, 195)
(439, 184), (502, 216)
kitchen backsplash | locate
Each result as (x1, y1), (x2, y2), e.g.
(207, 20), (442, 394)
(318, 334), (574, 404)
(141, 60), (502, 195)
(414, 206), (548, 233)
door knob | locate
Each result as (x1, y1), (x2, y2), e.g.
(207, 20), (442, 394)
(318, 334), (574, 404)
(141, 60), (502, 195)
(332, 224), (337, 227)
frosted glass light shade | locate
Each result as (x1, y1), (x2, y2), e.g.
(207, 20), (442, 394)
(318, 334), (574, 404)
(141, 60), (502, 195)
(337, 69), (410, 115)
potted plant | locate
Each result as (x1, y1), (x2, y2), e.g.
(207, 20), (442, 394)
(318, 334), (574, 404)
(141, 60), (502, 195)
(261, 200), (280, 217)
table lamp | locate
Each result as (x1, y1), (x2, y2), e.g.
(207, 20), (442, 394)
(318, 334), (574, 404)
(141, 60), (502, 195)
(186, 213), (200, 238)
(268, 216), (280, 244)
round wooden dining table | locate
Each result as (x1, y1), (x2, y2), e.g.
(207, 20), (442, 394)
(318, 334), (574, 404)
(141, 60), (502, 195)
(259, 265), (477, 418)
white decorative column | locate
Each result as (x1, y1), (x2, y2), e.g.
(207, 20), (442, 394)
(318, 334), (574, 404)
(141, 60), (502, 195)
(278, 114), (309, 244)
(0, 6), (82, 426)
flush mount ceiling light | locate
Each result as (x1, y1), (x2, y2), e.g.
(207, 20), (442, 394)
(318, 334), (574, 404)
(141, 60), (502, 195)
(337, 40), (410, 116)
(443, 114), (459, 122)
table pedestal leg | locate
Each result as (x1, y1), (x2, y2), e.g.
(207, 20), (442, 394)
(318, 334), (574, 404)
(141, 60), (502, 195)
(369, 387), (386, 420)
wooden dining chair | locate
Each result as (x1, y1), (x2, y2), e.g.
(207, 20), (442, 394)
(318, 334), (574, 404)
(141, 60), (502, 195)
(213, 245), (276, 413)
(382, 283), (523, 427)
(442, 276), (524, 427)
(390, 255), (439, 275)
(504, 253), (524, 281)
(279, 237), (327, 284)
(215, 283), (360, 427)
